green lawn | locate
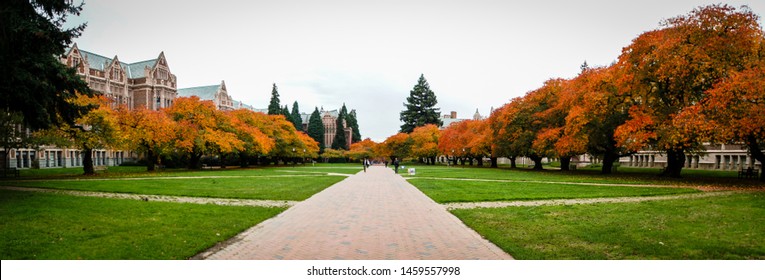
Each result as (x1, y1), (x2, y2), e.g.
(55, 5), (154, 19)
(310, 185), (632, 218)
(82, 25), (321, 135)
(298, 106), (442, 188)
(401, 164), (763, 188)
(16, 164), (361, 179)
(410, 178), (699, 203)
(5, 175), (346, 200)
(452, 193), (765, 259)
(0, 189), (284, 259)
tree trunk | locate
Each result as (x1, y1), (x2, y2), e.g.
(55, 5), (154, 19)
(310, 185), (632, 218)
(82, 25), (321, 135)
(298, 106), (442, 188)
(490, 157), (498, 168)
(429, 156), (436, 165)
(146, 149), (156, 172)
(82, 147), (94, 175)
(509, 156), (517, 168)
(239, 152), (249, 168)
(477, 157), (483, 167)
(469, 157), (474, 166)
(560, 157), (570, 171)
(188, 152), (202, 169)
(529, 155), (544, 170)
(661, 148), (685, 178)
(601, 149), (619, 174)
(747, 134), (765, 182)
(220, 153), (226, 168)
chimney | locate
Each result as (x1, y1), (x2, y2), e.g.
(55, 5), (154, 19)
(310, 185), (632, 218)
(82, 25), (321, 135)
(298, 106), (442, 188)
(450, 111), (457, 119)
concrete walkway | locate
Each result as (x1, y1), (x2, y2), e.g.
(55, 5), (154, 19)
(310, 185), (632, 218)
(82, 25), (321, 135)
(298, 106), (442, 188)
(200, 166), (512, 260)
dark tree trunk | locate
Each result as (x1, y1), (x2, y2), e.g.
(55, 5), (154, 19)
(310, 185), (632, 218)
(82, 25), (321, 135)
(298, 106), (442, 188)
(429, 156), (436, 165)
(146, 149), (156, 172)
(529, 155), (544, 170)
(82, 147), (94, 175)
(477, 157), (483, 167)
(418, 157), (424, 164)
(490, 157), (498, 168)
(560, 157), (571, 171)
(460, 158), (465, 165)
(661, 148), (685, 178)
(469, 157), (474, 166)
(747, 134), (765, 182)
(601, 149), (619, 174)
(239, 152), (249, 167)
(188, 152), (202, 169)
(509, 156), (517, 168)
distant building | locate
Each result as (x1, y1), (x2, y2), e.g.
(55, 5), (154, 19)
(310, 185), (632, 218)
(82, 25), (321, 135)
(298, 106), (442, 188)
(439, 109), (485, 129)
(178, 81), (235, 111)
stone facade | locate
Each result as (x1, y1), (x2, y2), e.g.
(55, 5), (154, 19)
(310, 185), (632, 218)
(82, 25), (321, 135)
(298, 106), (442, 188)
(61, 44), (177, 110)
(619, 144), (761, 171)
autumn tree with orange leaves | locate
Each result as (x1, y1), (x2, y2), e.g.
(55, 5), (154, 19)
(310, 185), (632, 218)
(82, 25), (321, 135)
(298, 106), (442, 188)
(34, 94), (121, 175)
(380, 132), (412, 162)
(116, 107), (176, 171)
(165, 96), (243, 169)
(410, 124), (440, 165)
(227, 109), (275, 167)
(347, 138), (378, 160)
(614, 4), (763, 177)
(439, 120), (492, 166)
(694, 64), (765, 181)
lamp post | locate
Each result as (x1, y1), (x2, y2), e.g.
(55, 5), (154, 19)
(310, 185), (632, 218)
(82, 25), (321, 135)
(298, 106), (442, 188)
(292, 148), (296, 166)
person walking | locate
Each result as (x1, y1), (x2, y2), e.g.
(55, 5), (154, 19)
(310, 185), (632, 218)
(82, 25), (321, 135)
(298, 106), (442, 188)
(363, 158), (368, 172)
(393, 158), (400, 174)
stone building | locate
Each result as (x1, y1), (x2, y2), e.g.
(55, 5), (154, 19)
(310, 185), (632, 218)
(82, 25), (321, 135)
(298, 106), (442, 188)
(3, 45), (178, 169)
(61, 44), (177, 110)
(619, 144), (761, 171)
(178, 81), (235, 111)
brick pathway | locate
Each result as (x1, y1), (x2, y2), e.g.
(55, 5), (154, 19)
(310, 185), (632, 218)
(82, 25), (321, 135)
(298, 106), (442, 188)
(200, 166), (512, 260)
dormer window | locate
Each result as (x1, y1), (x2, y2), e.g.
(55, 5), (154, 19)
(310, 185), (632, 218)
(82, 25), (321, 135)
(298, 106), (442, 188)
(112, 67), (120, 80)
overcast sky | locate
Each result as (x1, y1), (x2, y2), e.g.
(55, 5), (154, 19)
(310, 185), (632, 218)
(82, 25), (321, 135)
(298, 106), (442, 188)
(68, 0), (765, 142)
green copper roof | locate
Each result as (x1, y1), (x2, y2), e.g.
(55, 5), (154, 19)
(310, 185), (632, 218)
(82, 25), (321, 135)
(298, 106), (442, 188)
(76, 49), (157, 79)
(177, 85), (220, 100)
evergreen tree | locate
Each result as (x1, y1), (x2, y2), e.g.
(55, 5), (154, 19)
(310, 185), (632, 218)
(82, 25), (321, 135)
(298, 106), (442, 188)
(290, 101), (302, 130)
(307, 107), (325, 152)
(267, 83), (281, 115)
(281, 105), (290, 120)
(347, 109), (361, 142)
(1, 0), (94, 130)
(332, 107), (348, 150)
(400, 74), (442, 133)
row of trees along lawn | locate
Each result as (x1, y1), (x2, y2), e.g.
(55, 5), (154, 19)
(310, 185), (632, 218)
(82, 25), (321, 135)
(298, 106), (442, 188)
(34, 95), (321, 173)
(381, 5), (764, 181)
(266, 83), (361, 153)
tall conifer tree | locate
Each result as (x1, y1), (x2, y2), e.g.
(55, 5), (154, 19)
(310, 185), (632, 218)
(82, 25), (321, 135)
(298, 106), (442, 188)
(400, 74), (442, 133)
(332, 105), (348, 150)
(347, 109), (361, 142)
(307, 107), (325, 152)
(267, 83), (281, 115)
(1, 0), (94, 130)
(290, 101), (302, 130)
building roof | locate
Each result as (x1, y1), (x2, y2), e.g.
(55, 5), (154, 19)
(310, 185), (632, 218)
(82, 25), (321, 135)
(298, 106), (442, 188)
(125, 59), (157, 79)
(76, 49), (157, 79)
(441, 117), (467, 128)
(321, 109), (339, 118)
(177, 85), (219, 100)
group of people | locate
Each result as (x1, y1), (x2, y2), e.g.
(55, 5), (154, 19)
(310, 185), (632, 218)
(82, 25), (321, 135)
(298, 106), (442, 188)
(362, 158), (400, 173)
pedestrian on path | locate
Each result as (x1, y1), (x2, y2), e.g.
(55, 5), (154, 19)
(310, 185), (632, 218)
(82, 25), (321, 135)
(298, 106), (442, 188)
(393, 158), (400, 173)
(363, 158), (368, 172)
